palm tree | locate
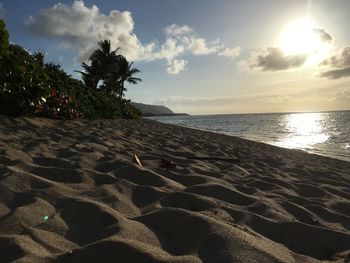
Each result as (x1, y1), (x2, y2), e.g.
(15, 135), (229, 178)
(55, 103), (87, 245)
(33, 51), (45, 68)
(77, 40), (120, 90)
(117, 57), (142, 97)
(76, 39), (141, 97)
(90, 40), (120, 70)
(76, 61), (100, 90)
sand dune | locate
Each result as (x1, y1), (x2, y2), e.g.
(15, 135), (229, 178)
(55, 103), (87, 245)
(0, 115), (350, 262)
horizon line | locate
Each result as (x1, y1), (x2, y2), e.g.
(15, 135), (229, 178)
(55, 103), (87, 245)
(182, 109), (350, 117)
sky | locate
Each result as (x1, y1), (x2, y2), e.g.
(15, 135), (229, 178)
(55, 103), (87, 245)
(1, 0), (350, 114)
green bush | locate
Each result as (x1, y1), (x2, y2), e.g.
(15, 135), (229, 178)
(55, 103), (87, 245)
(0, 44), (49, 116)
(35, 89), (81, 119)
(0, 19), (141, 120)
(120, 99), (142, 118)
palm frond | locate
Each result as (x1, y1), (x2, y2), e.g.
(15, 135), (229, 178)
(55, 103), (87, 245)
(129, 68), (140, 74)
(127, 77), (142, 84)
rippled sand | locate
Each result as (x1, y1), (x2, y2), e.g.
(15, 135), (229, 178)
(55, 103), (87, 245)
(0, 115), (350, 262)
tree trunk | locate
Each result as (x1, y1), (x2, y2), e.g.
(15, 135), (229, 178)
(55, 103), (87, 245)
(119, 81), (124, 98)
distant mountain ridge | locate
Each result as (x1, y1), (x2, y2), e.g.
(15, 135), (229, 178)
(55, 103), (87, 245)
(131, 102), (188, 116)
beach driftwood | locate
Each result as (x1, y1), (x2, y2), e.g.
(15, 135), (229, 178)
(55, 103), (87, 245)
(188, 156), (240, 163)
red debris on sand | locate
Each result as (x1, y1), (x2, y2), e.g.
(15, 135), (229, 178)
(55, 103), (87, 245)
(159, 158), (176, 169)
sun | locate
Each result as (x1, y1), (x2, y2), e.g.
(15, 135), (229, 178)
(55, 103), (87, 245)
(278, 18), (331, 59)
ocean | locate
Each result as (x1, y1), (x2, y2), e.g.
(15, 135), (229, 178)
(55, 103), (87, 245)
(148, 111), (350, 162)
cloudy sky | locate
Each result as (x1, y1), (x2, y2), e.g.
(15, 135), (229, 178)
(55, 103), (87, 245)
(1, 0), (350, 114)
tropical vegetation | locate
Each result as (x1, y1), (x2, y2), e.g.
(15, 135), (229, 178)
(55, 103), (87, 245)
(0, 19), (142, 119)
(77, 40), (142, 98)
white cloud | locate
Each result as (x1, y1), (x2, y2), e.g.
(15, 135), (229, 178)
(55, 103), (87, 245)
(161, 24), (221, 56)
(319, 67), (350, 79)
(164, 24), (193, 36)
(191, 38), (219, 55)
(239, 47), (307, 72)
(167, 59), (187, 74)
(26, 1), (237, 75)
(313, 28), (333, 44)
(255, 95), (292, 104)
(26, 1), (151, 62)
(159, 37), (185, 60)
(322, 47), (350, 68)
(151, 24), (222, 73)
(218, 47), (242, 59)
(320, 47), (350, 79)
(147, 24), (221, 72)
(335, 90), (350, 101)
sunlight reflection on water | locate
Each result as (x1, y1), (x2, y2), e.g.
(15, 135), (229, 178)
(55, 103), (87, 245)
(276, 113), (329, 149)
(149, 111), (350, 161)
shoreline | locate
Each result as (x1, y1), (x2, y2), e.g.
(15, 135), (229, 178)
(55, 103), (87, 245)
(147, 113), (350, 163)
(148, 118), (350, 164)
(1, 115), (350, 262)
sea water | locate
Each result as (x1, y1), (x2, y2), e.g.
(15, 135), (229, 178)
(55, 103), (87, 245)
(148, 111), (350, 162)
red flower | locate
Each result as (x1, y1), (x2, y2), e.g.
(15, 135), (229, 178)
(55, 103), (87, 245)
(50, 88), (57, 97)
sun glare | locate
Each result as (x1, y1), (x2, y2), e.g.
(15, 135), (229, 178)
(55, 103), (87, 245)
(277, 113), (329, 149)
(278, 18), (331, 62)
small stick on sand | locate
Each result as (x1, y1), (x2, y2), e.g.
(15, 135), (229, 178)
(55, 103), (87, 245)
(133, 154), (143, 167)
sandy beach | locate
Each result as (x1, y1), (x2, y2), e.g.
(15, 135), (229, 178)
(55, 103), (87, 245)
(1, 115), (350, 262)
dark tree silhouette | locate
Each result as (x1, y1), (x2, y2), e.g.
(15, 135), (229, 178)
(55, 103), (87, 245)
(33, 51), (45, 68)
(0, 19), (9, 59)
(90, 40), (120, 74)
(77, 40), (141, 97)
(77, 61), (100, 91)
(117, 58), (142, 97)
